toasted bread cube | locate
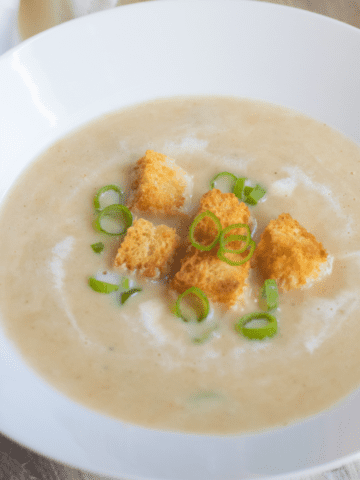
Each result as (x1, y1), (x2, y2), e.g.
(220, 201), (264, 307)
(198, 189), (251, 225)
(195, 189), (251, 244)
(253, 213), (329, 291)
(114, 218), (179, 279)
(171, 190), (252, 308)
(129, 150), (192, 215)
(171, 248), (250, 307)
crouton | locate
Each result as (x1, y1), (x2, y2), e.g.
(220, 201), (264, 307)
(129, 150), (192, 216)
(253, 213), (330, 291)
(171, 247), (251, 307)
(114, 218), (179, 279)
(194, 189), (251, 245)
(171, 189), (252, 308)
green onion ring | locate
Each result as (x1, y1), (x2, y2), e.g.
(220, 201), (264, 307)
(121, 277), (130, 290)
(217, 238), (256, 266)
(233, 177), (247, 200)
(259, 279), (279, 311)
(243, 186), (253, 198)
(120, 288), (142, 305)
(174, 287), (210, 323)
(210, 172), (237, 191)
(91, 242), (104, 254)
(219, 223), (251, 254)
(189, 210), (222, 251)
(88, 277), (119, 294)
(93, 204), (132, 236)
(192, 325), (218, 344)
(94, 185), (124, 210)
(244, 184), (266, 206)
(235, 312), (277, 340)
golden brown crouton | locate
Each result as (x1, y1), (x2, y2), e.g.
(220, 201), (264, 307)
(129, 150), (192, 216)
(114, 218), (179, 279)
(253, 213), (329, 291)
(171, 247), (251, 307)
(171, 190), (252, 308)
(193, 189), (251, 246)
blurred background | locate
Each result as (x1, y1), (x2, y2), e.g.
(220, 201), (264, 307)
(1, 0), (359, 53)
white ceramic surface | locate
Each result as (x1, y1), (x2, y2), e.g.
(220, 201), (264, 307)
(1, 1), (360, 479)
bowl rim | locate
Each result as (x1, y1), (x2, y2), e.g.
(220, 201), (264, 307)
(1, 1), (360, 479)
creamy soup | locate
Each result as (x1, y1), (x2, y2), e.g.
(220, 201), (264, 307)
(1, 97), (360, 435)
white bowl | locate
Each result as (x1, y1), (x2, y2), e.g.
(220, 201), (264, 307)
(1, 1), (360, 478)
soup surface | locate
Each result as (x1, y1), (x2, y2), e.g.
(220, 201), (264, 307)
(1, 97), (360, 434)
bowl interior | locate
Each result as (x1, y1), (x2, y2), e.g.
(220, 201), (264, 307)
(1, 1), (360, 479)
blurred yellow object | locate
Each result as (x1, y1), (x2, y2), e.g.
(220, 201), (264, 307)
(17, 0), (150, 41)
(18, 0), (74, 40)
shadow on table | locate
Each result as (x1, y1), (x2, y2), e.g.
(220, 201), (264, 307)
(0, 432), (83, 479)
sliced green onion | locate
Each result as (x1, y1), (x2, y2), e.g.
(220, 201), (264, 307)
(219, 223), (251, 254)
(121, 277), (130, 290)
(235, 312), (277, 340)
(94, 185), (124, 210)
(243, 184), (266, 206)
(174, 287), (209, 323)
(210, 172), (237, 192)
(91, 242), (105, 254)
(233, 177), (247, 200)
(259, 279), (279, 311)
(217, 237), (256, 266)
(192, 325), (218, 344)
(189, 210), (222, 251)
(243, 186), (253, 198)
(190, 391), (221, 402)
(93, 204), (132, 236)
(120, 288), (142, 305)
(88, 277), (119, 294)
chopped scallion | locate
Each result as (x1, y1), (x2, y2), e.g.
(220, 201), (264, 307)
(233, 177), (247, 200)
(120, 288), (142, 305)
(259, 279), (279, 311)
(91, 242), (104, 254)
(94, 185), (124, 210)
(210, 171), (237, 192)
(174, 287), (209, 323)
(217, 237), (256, 266)
(243, 186), (253, 198)
(235, 312), (277, 340)
(190, 391), (221, 402)
(219, 223), (251, 254)
(210, 172), (266, 206)
(192, 325), (218, 344)
(121, 277), (130, 290)
(88, 277), (119, 294)
(243, 184), (266, 206)
(189, 210), (222, 251)
(93, 204), (132, 236)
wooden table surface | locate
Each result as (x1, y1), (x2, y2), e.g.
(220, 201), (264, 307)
(1, 0), (360, 479)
